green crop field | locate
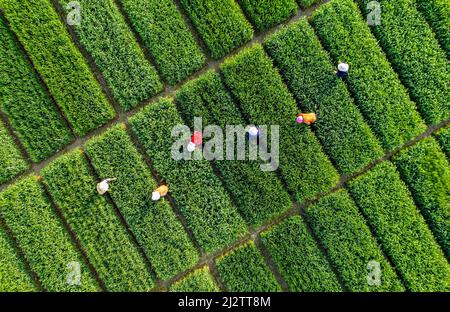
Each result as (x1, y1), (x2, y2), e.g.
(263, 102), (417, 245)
(179, 0), (253, 59)
(58, 0), (163, 111)
(0, 0), (448, 294)
(0, 16), (73, 162)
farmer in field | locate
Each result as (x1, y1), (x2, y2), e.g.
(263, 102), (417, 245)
(296, 113), (317, 125)
(337, 62), (349, 77)
(187, 131), (203, 152)
(96, 178), (116, 195)
(152, 185), (169, 201)
(247, 126), (259, 141)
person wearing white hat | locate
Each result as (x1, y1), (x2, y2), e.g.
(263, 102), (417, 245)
(187, 131), (203, 153)
(337, 62), (349, 77)
(152, 185), (169, 201)
(187, 141), (196, 153)
(96, 178), (116, 195)
(247, 126), (259, 141)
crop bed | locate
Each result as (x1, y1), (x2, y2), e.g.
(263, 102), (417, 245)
(0, 0), (449, 292)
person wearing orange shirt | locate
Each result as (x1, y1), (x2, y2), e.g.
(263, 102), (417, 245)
(152, 185), (169, 201)
(296, 113), (317, 125)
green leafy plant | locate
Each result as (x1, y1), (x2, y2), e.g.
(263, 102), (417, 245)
(311, 0), (427, 151)
(305, 190), (404, 291)
(312, 0), (450, 260)
(416, 0), (450, 58)
(348, 162), (450, 291)
(170, 266), (219, 292)
(0, 227), (37, 292)
(355, 0), (449, 127)
(393, 138), (450, 257)
(436, 126), (450, 157)
(355, 0), (450, 158)
(264, 19), (384, 175)
(0, 120), (28, 184)
(261, 216), (341, 291)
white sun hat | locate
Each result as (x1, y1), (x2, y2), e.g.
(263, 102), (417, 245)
(152, 191), (161, 201)
(97, 180), (110, 195)
(187, 141), (196, 152)
(338, 62), (349, 72)
(248, 126), (259, 137)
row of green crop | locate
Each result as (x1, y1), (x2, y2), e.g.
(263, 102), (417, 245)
(219, 44), (339, 203)
(393, 138), (450, 257)
(261, 216), (341, 291)
(264, 18), (384, 175)
(355, 0), (449, 127)
(183, 213), (400, 293)
(180, 0), (253, 59)
(118, 0), (205, 85)
(305, 190), (404, 291)
(0, 225), (37, 292)
(84, 125), (199, 280)
(41, 150), (154, 291)
(348, 161), (450, 291)
(0, 0), (115, 136)
(175, 70), (292, 227)
(416, 0), (450, 59)
(2, 146), (444, 293)
(0, 16), (73, 162)
(216, 241), (281, 292)
(298, 0), (321, 8)
(238, 0), (298, 32)
(169, 241), (281, 292)
(437, 126), (450, 158)
(0, 176), (99, 291)
(129, 98), (248, 254)
(355, 0), (450, 158)
(0, 120), (28, 184)
(58, 0), (162, 111)
(186, 54), (403, 291)
(312, 0), (450, 258)
(170, 266), (220, 292)
(6, 154), (440, 292)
